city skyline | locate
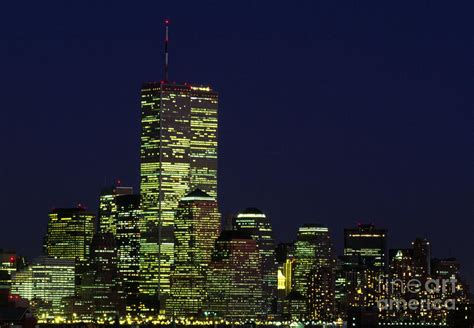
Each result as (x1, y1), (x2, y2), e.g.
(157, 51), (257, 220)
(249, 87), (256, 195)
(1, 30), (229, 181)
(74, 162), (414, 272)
(0, 0), (471, 290)
(4, 217), (471, 324)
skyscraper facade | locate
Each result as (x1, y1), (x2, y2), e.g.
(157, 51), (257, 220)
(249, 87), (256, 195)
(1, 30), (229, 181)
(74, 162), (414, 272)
(167, 189), (220, 317)
(44, 207), (95, 261)
(11, 257), (75, 318)
(293, 224), (334, 298)
(206, 230), (263, 320)
(98, 186), (133, 235)
(412, 238), (431, 278)
(139, 82), (218, 308)
(293, 224), (335, 319)
(83, 233), (120, 320)
(233, 208), (277, 313)
(308, 265), (336, 321)
(344, 224), (387, 269)
(338, 224), (387, 315)
(116, 194), (141, 316)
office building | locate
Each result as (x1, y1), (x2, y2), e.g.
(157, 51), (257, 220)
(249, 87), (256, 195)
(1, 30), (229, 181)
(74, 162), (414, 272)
(44, 207), (95, 261)
(98, 185), (133, 235)
(0, 250), (21, 292)
(11, 257), (75, 318)
(344, 224), (387, 270)
(308, 265), (336, 321)
(412, 238), (431, 278)
(293, 224), (334, 298)
(87, 233), (120, 321)
(233, 208), (277, 313)
(206, 230), (262, 320)
(139, 82), (218, 310)
(167, 189), (220, 317)
(116, 194), (141, 316)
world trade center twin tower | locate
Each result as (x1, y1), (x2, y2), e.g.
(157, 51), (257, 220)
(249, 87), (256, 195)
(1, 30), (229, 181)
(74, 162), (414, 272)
(139, 81), (219, 312)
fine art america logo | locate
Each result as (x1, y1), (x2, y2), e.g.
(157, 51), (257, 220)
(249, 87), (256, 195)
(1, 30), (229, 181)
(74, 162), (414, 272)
(377, 276), (458, 311)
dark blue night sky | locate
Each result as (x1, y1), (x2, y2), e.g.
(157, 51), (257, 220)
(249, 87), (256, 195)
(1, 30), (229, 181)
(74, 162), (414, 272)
(0, 2), (472, 284)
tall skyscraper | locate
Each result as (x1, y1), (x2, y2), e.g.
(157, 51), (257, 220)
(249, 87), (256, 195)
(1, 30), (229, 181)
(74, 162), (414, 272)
(139, 81), (218, 309)
(233, 208), (277, 314)
(98, 186), (133, 235)
(206, 230), (263, 320)
(339, 224), (387, 315)
(44, 207), (95, 261)
(83, 233), (120, 321)
(167, 189), (220, 317)
(115, 194), (141, 316)
(293, 224), (335, 319)
(344, 224), (387, 269)
(412, 238), (431, 277)
(293, 224), (334, 297)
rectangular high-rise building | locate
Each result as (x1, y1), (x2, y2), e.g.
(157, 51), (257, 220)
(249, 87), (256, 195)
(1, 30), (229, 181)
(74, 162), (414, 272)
(344, 224), (387, 270)
(11, 256), (75, 318)
(116, 194), (141, 316)
(44, 207), (95, 261)
(139, 82), (218, 310)
(293, 223), (335, 316)
(167, 189), (220, 316)
(206, 230), (263, 320)
(98, 185), (133, 235)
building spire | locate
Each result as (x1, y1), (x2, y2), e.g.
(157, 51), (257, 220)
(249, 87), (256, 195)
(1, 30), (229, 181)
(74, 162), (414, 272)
(164, 19), (170, 82)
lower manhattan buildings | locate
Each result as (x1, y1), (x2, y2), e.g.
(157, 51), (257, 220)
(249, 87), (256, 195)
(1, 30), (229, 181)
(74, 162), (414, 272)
(2, 76), (471, 325)
(2, 49), (471, 327)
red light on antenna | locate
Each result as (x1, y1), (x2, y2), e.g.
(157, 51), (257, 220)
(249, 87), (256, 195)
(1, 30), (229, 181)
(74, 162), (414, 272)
(9, 256), (15, 263)
(164, 19), (170, 25)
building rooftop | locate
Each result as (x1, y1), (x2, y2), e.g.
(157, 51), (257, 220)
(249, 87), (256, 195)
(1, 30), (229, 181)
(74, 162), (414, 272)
(217, 230), (253, 242)
(181, 188), (214, 201)
(238, 207), (264, 215)
(49, 207), (88, 214)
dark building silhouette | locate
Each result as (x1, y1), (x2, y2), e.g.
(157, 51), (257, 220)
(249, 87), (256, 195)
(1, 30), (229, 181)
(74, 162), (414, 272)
(233, 207), (277, 314)
(293, 224), (335, 319)
(412, 238), (431, 278)
(98, 185), (133, 235)
(206, 230), (263, 320)
(44, 207), (95, 261)
(85, 233), (120, 320)
(115, 194), (141, 316)
(344, 224), (387, 269)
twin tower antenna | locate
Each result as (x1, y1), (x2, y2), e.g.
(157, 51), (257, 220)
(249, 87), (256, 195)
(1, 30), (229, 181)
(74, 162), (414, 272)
(164, 19), (170, 82)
